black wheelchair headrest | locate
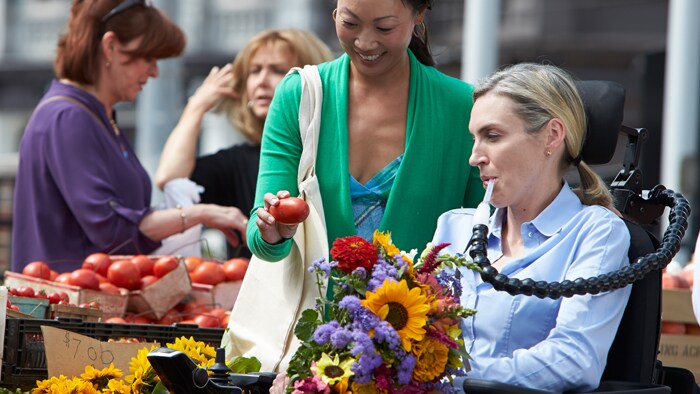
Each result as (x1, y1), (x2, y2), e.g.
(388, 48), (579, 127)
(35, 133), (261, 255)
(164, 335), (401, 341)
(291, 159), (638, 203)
(575, 80), (626, 165)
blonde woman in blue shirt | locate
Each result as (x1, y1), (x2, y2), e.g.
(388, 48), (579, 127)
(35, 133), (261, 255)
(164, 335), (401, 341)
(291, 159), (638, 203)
(433, 63), (632, 392)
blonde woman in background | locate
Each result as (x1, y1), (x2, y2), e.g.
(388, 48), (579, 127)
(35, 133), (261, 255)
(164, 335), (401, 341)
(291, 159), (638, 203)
(155, 29), (333, 258)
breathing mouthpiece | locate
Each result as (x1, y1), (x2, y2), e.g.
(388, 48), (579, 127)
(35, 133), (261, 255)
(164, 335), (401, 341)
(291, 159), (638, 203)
(473, 179), (494, 226)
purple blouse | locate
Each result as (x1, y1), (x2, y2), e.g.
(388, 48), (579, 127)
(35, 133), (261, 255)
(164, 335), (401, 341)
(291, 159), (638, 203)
(11, 80), (160, 273)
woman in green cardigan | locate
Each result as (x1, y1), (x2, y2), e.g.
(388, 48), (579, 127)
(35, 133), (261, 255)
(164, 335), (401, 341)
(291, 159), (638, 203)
(250, 0), (483, 259)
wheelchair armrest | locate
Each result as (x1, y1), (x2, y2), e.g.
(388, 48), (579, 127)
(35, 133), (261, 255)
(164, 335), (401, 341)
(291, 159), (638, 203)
(455, 377), (555, 394)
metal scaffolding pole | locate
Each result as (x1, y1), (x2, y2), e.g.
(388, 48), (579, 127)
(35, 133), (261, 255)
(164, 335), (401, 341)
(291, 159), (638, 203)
(461, 0), (501, 84)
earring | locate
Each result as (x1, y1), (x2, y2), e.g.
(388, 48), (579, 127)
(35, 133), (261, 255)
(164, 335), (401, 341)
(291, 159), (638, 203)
(247, 100), (253, 109)
(106, 60), (111, 68)
(413, 22), (426, 38)
(546, 149), (552, 156)
(332, 8), (337, 21)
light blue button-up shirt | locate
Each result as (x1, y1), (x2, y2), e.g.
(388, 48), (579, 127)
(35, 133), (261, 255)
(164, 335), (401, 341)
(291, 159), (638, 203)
(433, 184), (631, 392)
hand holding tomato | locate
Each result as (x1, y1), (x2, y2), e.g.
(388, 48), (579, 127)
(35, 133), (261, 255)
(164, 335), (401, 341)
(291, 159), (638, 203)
(256, 191), (304, 244)
(269, 197), (309, 225)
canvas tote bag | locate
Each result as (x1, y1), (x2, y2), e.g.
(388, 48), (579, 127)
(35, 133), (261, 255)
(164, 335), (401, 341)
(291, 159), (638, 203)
(222, 65), (329, 372)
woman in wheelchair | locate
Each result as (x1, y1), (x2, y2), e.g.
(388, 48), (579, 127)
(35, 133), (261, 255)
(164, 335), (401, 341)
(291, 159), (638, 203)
(432, 63), (632, 392)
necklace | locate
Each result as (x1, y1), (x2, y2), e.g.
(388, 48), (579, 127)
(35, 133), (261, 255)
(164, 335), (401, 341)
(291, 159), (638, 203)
(108, 118), (129, 159)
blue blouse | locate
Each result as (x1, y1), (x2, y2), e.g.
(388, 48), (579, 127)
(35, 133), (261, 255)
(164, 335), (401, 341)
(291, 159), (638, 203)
(433, 183), (631, 392)
(350, 155), (403, 240)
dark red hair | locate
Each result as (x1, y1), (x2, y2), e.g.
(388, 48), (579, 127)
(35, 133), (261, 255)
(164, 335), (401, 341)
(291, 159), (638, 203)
(54, 0), (186, 84)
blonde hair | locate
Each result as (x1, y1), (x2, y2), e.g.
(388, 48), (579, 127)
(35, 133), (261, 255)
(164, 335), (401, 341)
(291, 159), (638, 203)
(473, 63), (615, 210)
(218, 29), (333, 144)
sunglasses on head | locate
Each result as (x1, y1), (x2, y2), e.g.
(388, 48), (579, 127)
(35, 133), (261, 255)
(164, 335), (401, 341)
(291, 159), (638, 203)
(101, 0), (150, 23)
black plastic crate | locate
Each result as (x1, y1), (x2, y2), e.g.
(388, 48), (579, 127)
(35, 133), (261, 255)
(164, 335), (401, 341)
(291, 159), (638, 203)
(1, 317), (224, 389)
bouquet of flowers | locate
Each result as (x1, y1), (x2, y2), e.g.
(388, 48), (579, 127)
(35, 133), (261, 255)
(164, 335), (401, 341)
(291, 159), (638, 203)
(287, 231), (479, 393)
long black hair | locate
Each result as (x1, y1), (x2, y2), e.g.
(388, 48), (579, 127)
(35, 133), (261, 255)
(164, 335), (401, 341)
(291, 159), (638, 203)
(405, 0), (434, 66)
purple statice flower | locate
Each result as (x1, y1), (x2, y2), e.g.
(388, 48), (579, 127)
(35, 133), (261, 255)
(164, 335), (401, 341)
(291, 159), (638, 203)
(313, 321), (339, 345)
(431, 380), (457, 394)
(350, 330), (375, 357)
(352, 351), (382, 384)
(338, 295), (362, 312)
(396, 354), (416, 385)
(437, 269), (462, 299)
(329, 327), (353, 349)
(351, 306), (380, 332)
(308, 257), (333, 277)
(352, 266), (367, 279)
(373, 321), (402, 354)
(367, 258), (399, 291)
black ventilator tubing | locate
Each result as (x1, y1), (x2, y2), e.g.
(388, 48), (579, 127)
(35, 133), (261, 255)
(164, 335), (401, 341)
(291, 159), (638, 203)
(467, 186), (691, 299)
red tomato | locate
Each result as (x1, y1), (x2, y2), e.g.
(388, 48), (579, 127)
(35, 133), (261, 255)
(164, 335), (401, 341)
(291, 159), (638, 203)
(662, 272), (682, 289)
(107, 260), (142, 290)
(208, 308), (230, 327)
(82, 253), (112, 277)
(156, 308), (182, 325)
(22, 261), (52, 280)
(47, 291), (69, 304)
(153, 256), (179, 278)
(184, 256), (203, 272)
(131, 255), (155, 276)
(99, 282), (123, 295)
(190, 261), (226, 285)
(16, 286), (36, 298)
(179, 301), (208, 319)
(139, 275), (159, 289)
(105, 317), (128, 324)
(69, 269), (101, 290)
(661, 321), (686, 335)
(194, 314), (221, 328)
(223, 258), (249, 281)
(54, 272), (72, 285)
(269, 197), (309, 225)
(49, 270), (59, 281)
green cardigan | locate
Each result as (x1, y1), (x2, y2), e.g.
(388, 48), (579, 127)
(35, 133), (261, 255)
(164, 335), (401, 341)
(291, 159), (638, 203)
(247, 50), (483, 260)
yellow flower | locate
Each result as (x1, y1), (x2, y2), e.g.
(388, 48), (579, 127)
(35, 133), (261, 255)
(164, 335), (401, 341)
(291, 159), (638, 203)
(411, 336), (449, 382)
(167, 336), (216, 368)
(373, 231), (415, 271)
(310, 353), (355, 385)
(104, 379), (132, 394)
(80, 363), (122, 391)
(126, 344), (160, 392)
(362, 279), (430, 351)
(334, 376), (353, 394)
(351, 381), (380, 394)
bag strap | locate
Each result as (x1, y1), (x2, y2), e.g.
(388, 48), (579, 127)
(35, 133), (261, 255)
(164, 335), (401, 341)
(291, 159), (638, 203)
(290, 65), (323, 185)
(35, 95), (111, 133)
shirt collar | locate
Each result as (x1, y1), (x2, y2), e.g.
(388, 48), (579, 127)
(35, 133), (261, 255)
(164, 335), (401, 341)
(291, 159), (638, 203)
(488, 181), (583, 238)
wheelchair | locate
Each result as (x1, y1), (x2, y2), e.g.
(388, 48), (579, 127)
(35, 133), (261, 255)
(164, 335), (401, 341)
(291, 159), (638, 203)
(146, 80), (694, 393)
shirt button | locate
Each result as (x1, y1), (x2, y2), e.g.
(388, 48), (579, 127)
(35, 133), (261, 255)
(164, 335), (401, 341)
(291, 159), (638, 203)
(528, 232), (533, 237)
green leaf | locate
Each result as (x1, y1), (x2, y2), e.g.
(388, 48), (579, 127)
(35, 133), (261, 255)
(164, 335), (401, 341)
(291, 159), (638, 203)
(150, 381), (170, 394)
(295, 308), (321, 342)
(227, 355), (262, 373)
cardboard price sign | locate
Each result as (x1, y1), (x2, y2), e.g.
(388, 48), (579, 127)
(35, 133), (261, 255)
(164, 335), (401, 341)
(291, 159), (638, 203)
(41, 326), (159, 378)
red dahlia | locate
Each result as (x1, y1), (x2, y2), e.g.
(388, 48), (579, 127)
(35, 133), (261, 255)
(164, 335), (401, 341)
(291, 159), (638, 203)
(330, 236), (378, 274)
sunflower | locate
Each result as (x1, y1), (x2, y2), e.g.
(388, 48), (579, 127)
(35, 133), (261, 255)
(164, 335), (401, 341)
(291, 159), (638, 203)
(167, 336), (216, 368)
(411, 336), (449, 382)
(104, 379), (132, 394)
(80, 363), (122, 391)
(362, 279), (430, 351)
(33, 375), (70, 394)
(126, 344), (160, 392)
(334, 376), (353, 394)
(311, 353), (355, 385)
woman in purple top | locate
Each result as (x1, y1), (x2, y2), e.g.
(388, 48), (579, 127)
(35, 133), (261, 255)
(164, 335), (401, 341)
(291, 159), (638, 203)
(11, 0), (248, 273)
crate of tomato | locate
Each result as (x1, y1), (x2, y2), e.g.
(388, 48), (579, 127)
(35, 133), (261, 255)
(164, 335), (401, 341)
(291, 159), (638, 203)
(4, 260), (129, 319)
(186, 256), (248, 311)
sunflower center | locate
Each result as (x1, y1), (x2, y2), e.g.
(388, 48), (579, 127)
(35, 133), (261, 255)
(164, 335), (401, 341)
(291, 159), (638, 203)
(324, 365), (345, 378)
(385, 301), (409, 330)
